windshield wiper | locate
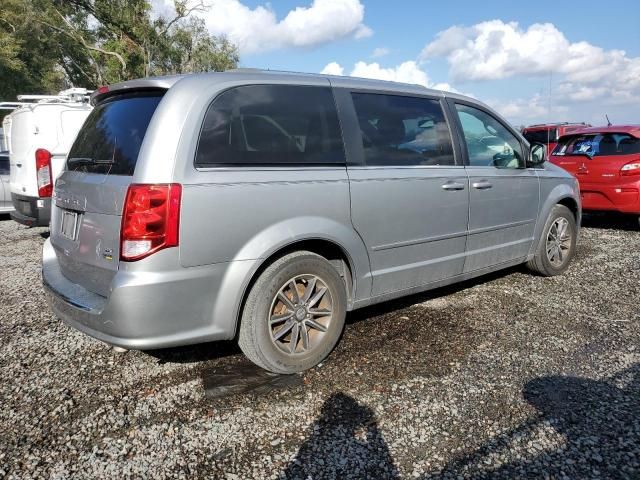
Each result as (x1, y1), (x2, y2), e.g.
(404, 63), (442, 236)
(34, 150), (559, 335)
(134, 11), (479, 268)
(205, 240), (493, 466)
(67, 157), (116, 167)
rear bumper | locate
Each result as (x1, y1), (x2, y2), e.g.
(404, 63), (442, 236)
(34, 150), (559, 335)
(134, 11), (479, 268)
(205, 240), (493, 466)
(579, 179), (640, 214)
(42, 238), (250, 349)
(11, 193), (51, 226)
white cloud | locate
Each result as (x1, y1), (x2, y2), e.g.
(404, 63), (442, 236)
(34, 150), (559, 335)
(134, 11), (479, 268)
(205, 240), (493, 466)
(421, 20), (640, 124)
(152, 0), (372, 55)
(371, 47), (390, 58)
(320, 60), (458, 93)
(320, 61), (345, 76)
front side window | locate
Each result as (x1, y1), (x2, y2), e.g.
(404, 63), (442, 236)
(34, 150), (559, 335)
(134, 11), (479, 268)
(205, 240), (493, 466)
(553, 134), (640, 157)
(351, 93), (455, 166)
(195, 85), (345, 166)
(455, 104), (524, 169)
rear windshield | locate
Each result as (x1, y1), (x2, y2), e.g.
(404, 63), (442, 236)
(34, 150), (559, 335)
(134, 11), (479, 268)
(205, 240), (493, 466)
(553, 133), (640, 157)
(66, 91), (164, 175)
(523, 129), (557, 144)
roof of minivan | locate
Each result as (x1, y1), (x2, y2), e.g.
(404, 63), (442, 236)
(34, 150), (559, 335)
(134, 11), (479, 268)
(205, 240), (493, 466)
(559, 125), (640, 138)
(92, 69), (475, 105)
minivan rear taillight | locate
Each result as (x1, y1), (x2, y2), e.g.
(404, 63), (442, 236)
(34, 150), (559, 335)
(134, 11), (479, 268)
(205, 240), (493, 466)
(120, 184), (181, 261)
(620, 161), (640, 176)
(35, 148), (53, 197)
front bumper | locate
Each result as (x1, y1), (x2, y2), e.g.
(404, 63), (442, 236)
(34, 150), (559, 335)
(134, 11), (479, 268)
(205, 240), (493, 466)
(11, 193), (51, 227)
(42, 239), (242, 349)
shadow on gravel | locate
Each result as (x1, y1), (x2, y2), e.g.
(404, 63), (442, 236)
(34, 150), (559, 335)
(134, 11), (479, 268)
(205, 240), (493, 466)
(434, 364), (640, 479)
(283, 392), (399, 479)
(581, 212), (640, 231)
(144, 340), (241, 365)
(347, 265), (519, 326)
(0, 213), (11, 222)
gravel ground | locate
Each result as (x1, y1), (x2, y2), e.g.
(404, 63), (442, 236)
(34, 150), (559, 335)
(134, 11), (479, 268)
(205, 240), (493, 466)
(0, 212), (638, 479)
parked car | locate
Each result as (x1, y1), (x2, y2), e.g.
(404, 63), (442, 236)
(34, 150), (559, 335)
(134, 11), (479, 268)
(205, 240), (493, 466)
(522, 123), (590, 156)
(550, 125), (640, 223)
(42, 71), (581, 373)
(0, 151), (13, 213)
(4, 89), (92, 226)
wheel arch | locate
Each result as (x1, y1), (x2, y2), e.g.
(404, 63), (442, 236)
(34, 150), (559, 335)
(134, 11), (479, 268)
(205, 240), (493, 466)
(233, 238), (358, 338)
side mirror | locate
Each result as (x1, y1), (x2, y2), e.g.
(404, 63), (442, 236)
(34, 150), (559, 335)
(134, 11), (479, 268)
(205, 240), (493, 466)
(528, 142), (547, 167)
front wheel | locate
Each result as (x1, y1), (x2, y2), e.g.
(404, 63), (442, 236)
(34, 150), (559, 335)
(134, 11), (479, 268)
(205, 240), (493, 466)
(238, 251), (347, 374)
(527, 204), (577, 276)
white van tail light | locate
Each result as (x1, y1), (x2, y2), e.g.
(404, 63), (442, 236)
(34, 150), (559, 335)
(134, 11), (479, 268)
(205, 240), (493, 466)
(35, 148), (53, 197)
(120, 184), (182, 261)
(620, 161), (640, 176)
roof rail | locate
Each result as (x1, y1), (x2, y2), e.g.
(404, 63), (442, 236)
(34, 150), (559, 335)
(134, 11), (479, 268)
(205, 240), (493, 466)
(13, 87), (93, 105)
(0, 102), (24, 111)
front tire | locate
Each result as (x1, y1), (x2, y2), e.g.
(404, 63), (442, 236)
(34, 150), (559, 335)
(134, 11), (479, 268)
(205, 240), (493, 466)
(238, 251), (347, 374)
(527, 204), (577, 276)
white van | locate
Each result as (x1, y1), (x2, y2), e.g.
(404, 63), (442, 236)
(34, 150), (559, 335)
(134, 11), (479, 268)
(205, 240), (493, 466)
(5, 89), (92, 226)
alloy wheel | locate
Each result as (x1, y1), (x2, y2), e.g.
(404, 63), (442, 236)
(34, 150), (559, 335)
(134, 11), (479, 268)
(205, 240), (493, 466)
(268, 274), (333, 356)
(546, 217), (572, 267)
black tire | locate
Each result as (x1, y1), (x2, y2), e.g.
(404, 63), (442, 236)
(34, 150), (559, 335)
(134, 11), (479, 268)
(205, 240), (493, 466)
(238, 251), (347, 374)
(527, 204), (577, 276)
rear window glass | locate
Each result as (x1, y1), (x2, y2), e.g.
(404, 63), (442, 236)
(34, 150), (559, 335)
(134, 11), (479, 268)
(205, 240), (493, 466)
(195, 85), (345, 167)
(67, 92), (164, 175)
(553, 134), (640, 156)
(523, 129), (557, 145)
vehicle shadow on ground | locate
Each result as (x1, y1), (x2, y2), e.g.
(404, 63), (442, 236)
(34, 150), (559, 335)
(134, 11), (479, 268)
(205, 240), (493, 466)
(0, 213), (11, 222)
(346, 265), (520, 326)
(433, 363), (640, 479)
(581, 212), (640, 231)
(282, 392), (400, 479)
(144, 339), (241, 365)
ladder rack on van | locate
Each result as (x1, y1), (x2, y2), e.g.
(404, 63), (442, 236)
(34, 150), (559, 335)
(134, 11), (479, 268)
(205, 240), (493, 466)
(2, 88), (93, 108)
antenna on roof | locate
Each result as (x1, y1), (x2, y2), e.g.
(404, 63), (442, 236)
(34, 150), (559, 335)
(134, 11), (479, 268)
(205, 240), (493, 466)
(605, 114), (612, 127)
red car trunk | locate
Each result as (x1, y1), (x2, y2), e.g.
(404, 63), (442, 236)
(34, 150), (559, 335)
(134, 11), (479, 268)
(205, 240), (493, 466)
(550, 126), (640, 214)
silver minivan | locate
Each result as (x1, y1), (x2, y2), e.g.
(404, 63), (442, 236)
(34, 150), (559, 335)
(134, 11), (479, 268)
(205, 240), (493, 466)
(43, 70), (581, 373)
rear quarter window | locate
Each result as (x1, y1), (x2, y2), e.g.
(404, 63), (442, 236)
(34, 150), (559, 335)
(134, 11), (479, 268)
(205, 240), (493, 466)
(67, 92), (164, 175)
(195, 85), (345, 167)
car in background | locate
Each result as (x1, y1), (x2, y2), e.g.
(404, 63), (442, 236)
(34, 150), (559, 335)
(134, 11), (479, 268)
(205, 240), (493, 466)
(0, 151), (13, 213)
(550, 125), (640, 224)
(523, 123), (590, 156)
(4, 89), (92, 226)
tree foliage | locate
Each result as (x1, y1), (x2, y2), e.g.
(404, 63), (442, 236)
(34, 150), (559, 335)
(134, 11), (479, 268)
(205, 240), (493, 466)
(0, 0), (239, 99)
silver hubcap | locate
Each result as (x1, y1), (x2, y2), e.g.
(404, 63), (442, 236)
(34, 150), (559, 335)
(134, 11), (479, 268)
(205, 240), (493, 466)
(546, 217), (572, 267)
(269, 274), (333, 356)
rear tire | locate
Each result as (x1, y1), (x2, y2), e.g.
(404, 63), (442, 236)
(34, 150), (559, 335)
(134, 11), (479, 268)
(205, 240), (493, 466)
(527, 204), (577, 276)
(238, 251), (347, 374)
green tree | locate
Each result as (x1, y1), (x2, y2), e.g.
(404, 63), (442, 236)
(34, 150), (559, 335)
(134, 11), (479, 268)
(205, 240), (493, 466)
(0, 0), (239, 99)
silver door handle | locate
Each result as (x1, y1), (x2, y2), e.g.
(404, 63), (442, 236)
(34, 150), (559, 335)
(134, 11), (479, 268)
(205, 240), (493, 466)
(472, 180), (492, 190)
(441, 182), (465, 191)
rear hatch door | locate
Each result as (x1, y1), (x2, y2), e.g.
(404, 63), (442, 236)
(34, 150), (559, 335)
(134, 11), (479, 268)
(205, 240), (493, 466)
(50, 91), (165, 297)
(552, 133), (640, 184)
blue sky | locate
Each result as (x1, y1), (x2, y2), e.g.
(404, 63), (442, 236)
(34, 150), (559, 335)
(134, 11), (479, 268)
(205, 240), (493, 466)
(154, 0), (640, 126)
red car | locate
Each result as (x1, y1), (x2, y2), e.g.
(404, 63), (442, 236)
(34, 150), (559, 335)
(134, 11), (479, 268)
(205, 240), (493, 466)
(523, 123), (590, 156)
(550, 125), (640, 222)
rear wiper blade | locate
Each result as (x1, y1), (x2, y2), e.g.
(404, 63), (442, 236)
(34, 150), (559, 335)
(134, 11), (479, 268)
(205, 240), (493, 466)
(67, 157), (116, 167)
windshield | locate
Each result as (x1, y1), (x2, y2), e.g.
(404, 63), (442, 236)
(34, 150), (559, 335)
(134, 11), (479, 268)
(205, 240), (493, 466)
(523, 129), (557, 145)
(66, 91), (164, 175)
(553, 134), (640, 157)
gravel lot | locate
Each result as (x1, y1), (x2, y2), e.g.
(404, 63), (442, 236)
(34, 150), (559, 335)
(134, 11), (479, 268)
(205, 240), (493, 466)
(0, 213), (638, 479)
